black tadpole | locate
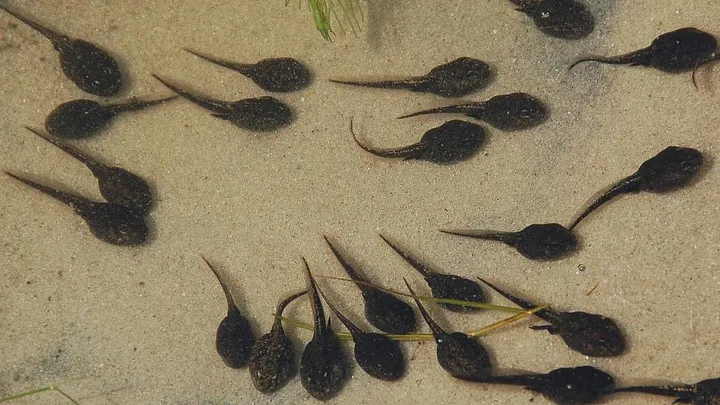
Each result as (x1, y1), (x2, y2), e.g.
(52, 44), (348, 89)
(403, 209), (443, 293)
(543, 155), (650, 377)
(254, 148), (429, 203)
(468, 366), (615, 405)
(0, 3), (122, 96)
(44, 96), (177, 139)
(379, 234), (486, 313)
(201, 257), (256, 369)
(611, 377), (720, 405)
(404, 279), (492, 379)
(440, 223), (578, 261)
(351, 119), (486, 165)
(478, 278), (625, 357)
(185, 49), (312, 93)
(510, 0), (595, 40)
(330, 57), (492, 98)
(247, 290), (307, 394)
(152, 74), (294, 132)
(324, 236), (417, 334)
(5, 172), (148, 246)
(568, 146), (704, 230)
(399, 93), (548, 132)
(299, 258), (350, 401)
(25, 127), (153, 214)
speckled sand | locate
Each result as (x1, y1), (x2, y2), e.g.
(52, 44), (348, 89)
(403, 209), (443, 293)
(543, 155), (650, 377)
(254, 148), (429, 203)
(1, 1), (719, 404)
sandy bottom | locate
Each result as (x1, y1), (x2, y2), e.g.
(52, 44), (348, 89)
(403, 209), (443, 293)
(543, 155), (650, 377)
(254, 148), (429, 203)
(1, 0), (719, 404)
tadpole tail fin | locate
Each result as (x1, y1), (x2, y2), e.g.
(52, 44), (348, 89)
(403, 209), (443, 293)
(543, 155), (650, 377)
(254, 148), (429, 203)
(692, 52), (720, 89)
(183, 48), (251, 75)
(398, 104), (480, 119)
(439, 229), (513, 243)
(152, 74), (229, 113)
(109, 95), (179, 114)
(569, 48), (652, 70)
(568, 175), (641, 230)
(611, 384), (693, 398)
(0, 4), (64, 43)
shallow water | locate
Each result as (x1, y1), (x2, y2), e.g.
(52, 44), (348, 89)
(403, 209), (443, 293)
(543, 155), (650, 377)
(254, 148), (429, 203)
(1, 1), (719, 404)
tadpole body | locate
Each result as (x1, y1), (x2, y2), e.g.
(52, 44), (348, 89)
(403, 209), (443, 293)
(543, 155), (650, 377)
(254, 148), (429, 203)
(469, 366), (615, 405)
(248, 290), (307, 394)
(330, 57), (492, 98)
(399, 93), (548, 132)
(185, 49), (312, 92)
(352, 120), (486, 165)
(611, 377), (720, 405)
(299, 258), (350, 401)
(404, 279), (492, 379)
(324, 236), (417, 334)
(0, 4), (122, 96)
(153, 75), (294, 132)
(510, 0), (595, 40)
(441, 223), (578, 261)
(25, 127), (153, 213)
(479, 278), (625, 357)
(201, 257), (256, 369)
(45, 96), (177, 139)
(569, 146), (704, 230)
(379, 234), (486, 313)
(5, 172), (148, 246)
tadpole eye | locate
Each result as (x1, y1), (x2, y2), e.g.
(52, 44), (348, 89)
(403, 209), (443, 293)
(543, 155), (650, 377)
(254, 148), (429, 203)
(520, 109), (532, 118)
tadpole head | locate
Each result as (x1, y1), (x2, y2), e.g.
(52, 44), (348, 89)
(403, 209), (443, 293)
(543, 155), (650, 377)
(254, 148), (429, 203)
(636, 146), (704, 193)
(227, 96), (294, 132)
(353, 333), (406, 381)
(482, 93), (548, 131)
(554, 312), (626, 357)
(436, 332), (492, 379)
(695, 378), (720, 404)
(419, 120), (486, 164)
(363, 289), (418, 334)
(426, 273), (487, 313)
(45, 99), (117, 139)
(544, 366), (615, 405)
(96, 167), (153, 214)
(515, 223), (578, 261)
(521, 0), (595, 40)
(58, 39), (122, 97)
(83, 204), (149, 246)
(426, 57), (493, 98)
(250, 57), (313, 92)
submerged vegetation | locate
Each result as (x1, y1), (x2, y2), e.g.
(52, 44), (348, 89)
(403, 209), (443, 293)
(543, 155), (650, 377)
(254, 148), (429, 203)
(285, 0), (364, 41)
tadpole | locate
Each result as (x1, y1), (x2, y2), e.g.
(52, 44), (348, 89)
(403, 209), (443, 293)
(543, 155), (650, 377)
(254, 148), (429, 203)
(0, 3), (122, 96)
(351, 120), (486, 165)
(316, 281), (406, 381)
(330, 57), (492, 98)
(324, 236), (417, 334)
(510, 0), (595, 40)
(379, 234), (486, 313)
(478, 278), (625, 357)
(5, 172), (148, 246)
(153, 75), (294, 132)
(299, 258), (350, 401)
(25, 127), (153, 213)
(201, 257), (256, 369)
(469, 366), (615, 405)
(611, 377), (720, 405)
(44, 96), (177, 139)
(568, 146), (704, 230)
(248, 290), (307, 394)
(404, 279), (492, 379)
(570, 27), (720, 83)
(440, 223), (578, 261)
(185, 49), (312, 93)
(399, 93), (548, 132)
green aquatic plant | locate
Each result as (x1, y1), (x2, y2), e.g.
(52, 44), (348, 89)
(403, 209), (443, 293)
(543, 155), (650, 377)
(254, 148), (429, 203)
(285, 0), (364, 41)
(0, 382), (81, 404)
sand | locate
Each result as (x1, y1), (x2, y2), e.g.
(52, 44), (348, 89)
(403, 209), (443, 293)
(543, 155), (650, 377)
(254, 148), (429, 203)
(1, 0), (719, 404)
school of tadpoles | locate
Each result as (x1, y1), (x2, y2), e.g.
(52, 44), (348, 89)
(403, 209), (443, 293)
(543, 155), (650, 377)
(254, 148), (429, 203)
(2, 0), (718, 403)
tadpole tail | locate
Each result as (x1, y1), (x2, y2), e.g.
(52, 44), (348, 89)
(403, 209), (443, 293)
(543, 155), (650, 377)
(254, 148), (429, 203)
(350, 119), (425, 159)
(108, 95), (179, 114)
(323, 236), (371, 294)
(183, 48), (252, 75)
(402, 278), (446, 339)
(610, 384), (693, 398)
(0, 4), (64, 44)
(378, 234), (434, 279)
(568, 175), (642, 230)
(329, 77), (425, 91)
(315, 280), (364, 338)
(439, 229), (514, 244)
(152, 74), (230, 113)
(569, 47), (652, 70)
(24, 126), (98, 170)
(692, 52), (720, 88)
(466, 373), (545, 388)
(201, 256), (240, 317)
(397, 103), (483, 120)
(5, 171), (88, 210)
(477, 278), (557, 323)
(301, 257), (327, 338)
(271, 290), (307, 334)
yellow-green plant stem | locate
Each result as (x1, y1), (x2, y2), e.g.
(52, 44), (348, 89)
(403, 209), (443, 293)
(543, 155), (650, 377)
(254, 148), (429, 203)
(0, 384), (80, 404)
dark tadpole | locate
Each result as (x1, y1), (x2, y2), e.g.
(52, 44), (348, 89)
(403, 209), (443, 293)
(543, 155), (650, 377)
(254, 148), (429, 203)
(570, 27), (720, 83)
(379, 234), (486, 313)
(201, 257), (256, 369)
(404, 279), (492, 379)
(247, 290), (307, 394)
(569, 146), (704, 230)
(153, 74), (294, 132)
(5, 172), (148, 246)
(299, 258), (350, 401)
(469, 366), (615, 405)
(185, 49), (312, 93)
(316, 281), (405, 381)
(478, 278), (625, 357)
(441, 223), (577, 261)
(611, 377), (720, 405)
(25, 127), (153, 213)
(0, 3), (121, 96)
(351, 120), (486, 165)
(44, 96), (177, 139)
(510, 0), (595, 40)
(330, 57), (492, 98)
(399, 92), (548, 132)
(323, 236), (417, 334)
